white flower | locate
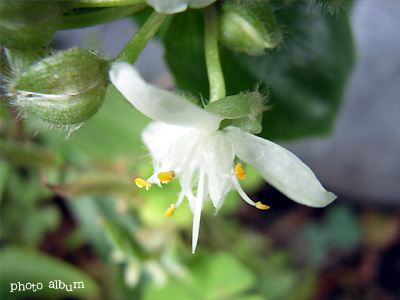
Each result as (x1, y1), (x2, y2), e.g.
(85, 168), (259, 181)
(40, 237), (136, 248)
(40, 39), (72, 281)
(146, 0), (217, 14)
(110, 63), (336, 253)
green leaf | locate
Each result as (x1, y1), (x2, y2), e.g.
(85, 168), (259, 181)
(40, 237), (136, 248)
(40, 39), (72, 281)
(324, 204), (361, 250)
(102, 219), (146, 260)
(47, 172), (138, 198)
(64, 195), (111, 258)
(0, 1), (61, 49)
(144, 279), (201, 300)
(65, 194), (139, 259)
(0, 160), (11, 201)
(233, 296), (266, 300)
(190, 252), (255, 299)
(0, 246), (100, 299)
(301, 203), (361, 265)
(24, 206), (61, 245)
(260, 270), (298, 300)
(163, 1), (354, 140)
(0, 139), (54, 168)
(143, 251), (256, 300)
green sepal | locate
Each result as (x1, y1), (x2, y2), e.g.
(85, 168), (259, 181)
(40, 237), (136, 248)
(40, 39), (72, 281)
(11, 48), (109, 126)
(225, 114), (263, 135)
(205, 94), (251, 119)
(205, 92), (265, 134)
(0, 1), (62, 49)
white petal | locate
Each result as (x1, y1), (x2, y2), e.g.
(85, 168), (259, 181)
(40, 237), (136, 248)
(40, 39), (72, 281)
(189, 0), (217, 9)
(142, 121), (200, 213)
(192, 168), (205, 253)
(142, 122), (198, 170)
(226, 127), (336, 207)
(146, 0), (188, 14)
(110, 63), (222, 130)
(201, 132), (234, 209)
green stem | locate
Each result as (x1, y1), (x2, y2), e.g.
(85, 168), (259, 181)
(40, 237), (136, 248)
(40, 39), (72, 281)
(204, 5), (225, 102)
(60, 4), (147, 30)
(112, 12), (167, 65)
(65, 0), (145, 8)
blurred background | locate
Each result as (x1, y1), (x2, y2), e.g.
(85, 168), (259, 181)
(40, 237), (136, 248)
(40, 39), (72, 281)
(1, 0), (399, 299)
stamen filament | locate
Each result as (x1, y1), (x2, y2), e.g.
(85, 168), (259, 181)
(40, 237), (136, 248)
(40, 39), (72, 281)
(175, 190), (185, 208)
(231, 176), (257, 206)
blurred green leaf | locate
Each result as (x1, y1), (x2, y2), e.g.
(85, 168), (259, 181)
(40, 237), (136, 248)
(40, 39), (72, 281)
(0, 246), (100, 299)
(288, 269), (317, 300)
(190, 252), (255, 299)
(163, 1), (354, 140)
(301, 203), (361, 265)
(47, 171), (138, 198)
(1, 139), (54, 168)
(0, 160), (11, 201)
(103, 219), (146, 260)
(324, 203), (361, 250)
(1, 169), (57, 245)
(144, 251), (256, 300)
(233, 296), (266, 300)
(65, 195), (112, 258)
(260, 270), (297, 300)
(24, 206), (61, 245)
(144, 278), (201, 300)
(65, 193), (139, 259)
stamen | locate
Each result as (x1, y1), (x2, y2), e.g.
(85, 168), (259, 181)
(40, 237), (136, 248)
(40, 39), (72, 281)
(135, 178), (151, 190)
(231, 176), (257, 206)
(157, 171), (175, 184)
(164, 204), (176, 217)
(255, 202), (270, 210)
(235, 163), (246, 180)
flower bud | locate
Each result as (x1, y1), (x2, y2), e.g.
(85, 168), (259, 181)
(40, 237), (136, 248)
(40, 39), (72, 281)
(0, 1), (62, 49)
(10, 48), (109, 127)
(219, 1), (282, 55)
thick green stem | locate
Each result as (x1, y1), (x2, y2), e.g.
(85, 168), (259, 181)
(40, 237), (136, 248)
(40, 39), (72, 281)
(204, 5), (225, 102)
(60, 4), (147, 30)
(112, 12), (167, 65)
(65, 0), (145, 8)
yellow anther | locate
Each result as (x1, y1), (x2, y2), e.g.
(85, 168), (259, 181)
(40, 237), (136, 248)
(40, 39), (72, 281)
(235, 163), (247, 180)
(158, 171), (175, 184)
(135, 178), (151, 190)
(164, 204), (176, 217)
(255, 201), (270, 210)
